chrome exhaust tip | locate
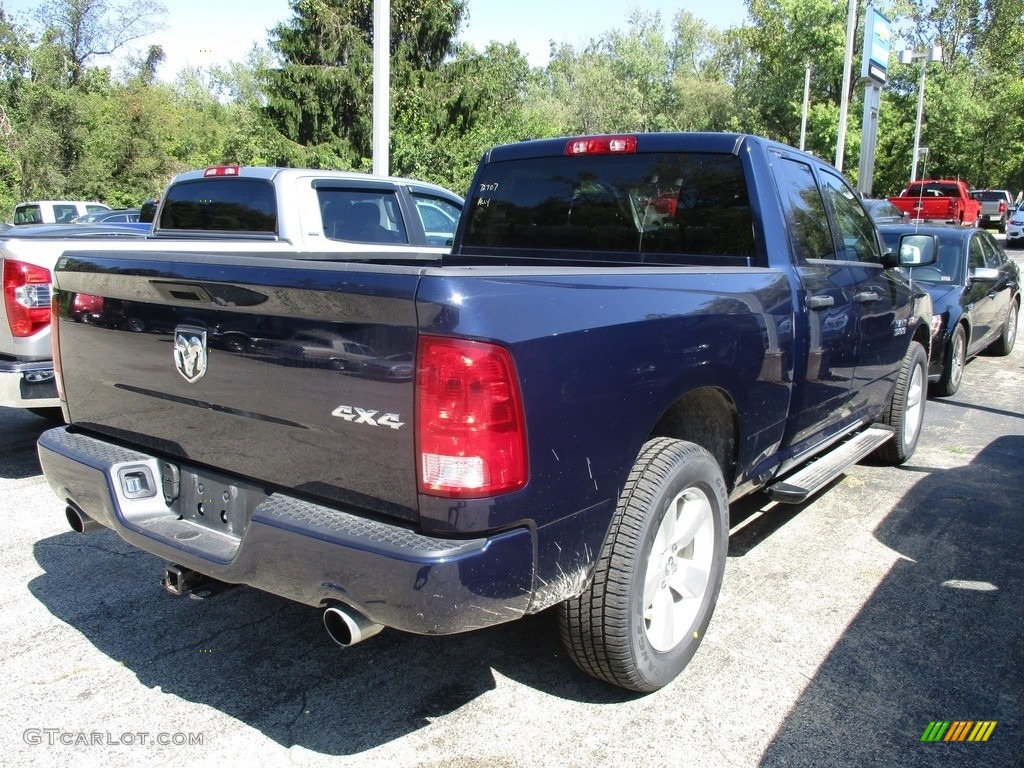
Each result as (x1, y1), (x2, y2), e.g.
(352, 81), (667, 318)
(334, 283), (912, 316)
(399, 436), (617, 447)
(66, 504), (102, 534)
(323, 604), (384, 647)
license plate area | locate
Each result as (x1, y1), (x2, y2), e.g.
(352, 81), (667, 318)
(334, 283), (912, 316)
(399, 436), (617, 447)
(164, 463), (266, 538)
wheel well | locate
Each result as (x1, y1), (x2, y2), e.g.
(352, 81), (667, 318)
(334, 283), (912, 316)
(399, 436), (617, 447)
(956, 317), (971, 348)
(650, 388), (739, 491)
(913, 323), (932, 358)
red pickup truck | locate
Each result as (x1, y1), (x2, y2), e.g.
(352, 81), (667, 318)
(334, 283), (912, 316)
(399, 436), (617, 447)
(888, 179), (981, 225)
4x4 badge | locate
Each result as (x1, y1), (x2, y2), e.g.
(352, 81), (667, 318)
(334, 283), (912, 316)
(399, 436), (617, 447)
(173, 325), (208, 383)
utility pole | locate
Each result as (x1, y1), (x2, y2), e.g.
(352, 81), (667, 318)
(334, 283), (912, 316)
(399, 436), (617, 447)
(835, 0), (858, 171)
(372, 0), (390, 176)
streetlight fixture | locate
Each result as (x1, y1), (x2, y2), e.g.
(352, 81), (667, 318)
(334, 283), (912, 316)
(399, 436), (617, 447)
(899, 46), (942, 182)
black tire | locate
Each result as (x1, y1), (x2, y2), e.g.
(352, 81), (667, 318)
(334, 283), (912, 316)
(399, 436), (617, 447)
(987, 299), (1018, 356)
(873, 341), (927, 464)
(558, 438), (728, 692)
(999, 216), (1006, 234)
(933, 325), (966, 397)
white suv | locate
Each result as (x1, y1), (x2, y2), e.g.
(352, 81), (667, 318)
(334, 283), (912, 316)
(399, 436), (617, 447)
(13, 200), (110, 225)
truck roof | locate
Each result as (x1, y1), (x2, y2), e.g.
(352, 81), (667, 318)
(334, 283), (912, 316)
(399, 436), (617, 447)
(168, 165), (458, 197)
(479, 132), (824, 165)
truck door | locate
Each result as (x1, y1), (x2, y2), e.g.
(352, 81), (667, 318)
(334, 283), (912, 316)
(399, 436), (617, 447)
(817, 169), (916, 417)
(768, 151), (859, 445)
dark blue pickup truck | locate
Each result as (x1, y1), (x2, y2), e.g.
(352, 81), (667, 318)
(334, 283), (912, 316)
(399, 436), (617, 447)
(38, 133), (934, 692)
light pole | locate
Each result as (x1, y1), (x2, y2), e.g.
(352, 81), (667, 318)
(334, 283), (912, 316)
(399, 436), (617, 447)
(899, 46), (942, 182)
(800, 62), (811, 151)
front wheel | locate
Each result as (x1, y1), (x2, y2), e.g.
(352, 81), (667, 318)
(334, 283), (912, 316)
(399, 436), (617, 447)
(873, 341), (927, 464)
(558, 438), (728, 692)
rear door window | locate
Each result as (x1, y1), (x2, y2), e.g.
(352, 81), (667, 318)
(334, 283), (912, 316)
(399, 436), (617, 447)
(53, 205), (79, 223)
(317, 188), (408, 244)
(768, 153), (834, 261)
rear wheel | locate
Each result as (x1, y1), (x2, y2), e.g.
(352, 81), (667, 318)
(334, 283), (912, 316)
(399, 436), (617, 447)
(558, 438), (728, 692)
(933, 325), (966, 397)
(987, 299), (1018, 356)
(873, 341), (927, 464)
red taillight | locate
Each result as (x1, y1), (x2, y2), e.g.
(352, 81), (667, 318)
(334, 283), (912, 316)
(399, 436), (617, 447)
(204, 165), (241, 177)
(999, 201), (1007, 214)
(3, 259), (51, 337)
(565, 135), (637, 156)
(416, 336), (528, 498)
(51, 293), (64, 401)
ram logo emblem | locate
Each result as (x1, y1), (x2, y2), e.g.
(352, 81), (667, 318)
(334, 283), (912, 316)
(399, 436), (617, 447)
(173, 326), (208, 383)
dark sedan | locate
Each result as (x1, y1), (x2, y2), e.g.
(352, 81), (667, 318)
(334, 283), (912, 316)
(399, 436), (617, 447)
(862, 198), (910, 225)
(879, 224), (1020, 395)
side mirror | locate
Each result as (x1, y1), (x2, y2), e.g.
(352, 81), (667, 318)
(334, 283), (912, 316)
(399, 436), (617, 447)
(888, 233), (937, 268)
(970, 267), (1000, 282)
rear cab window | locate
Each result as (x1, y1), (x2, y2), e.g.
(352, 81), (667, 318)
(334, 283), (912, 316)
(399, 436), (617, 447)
(462, 152), (756, 264)
(158, 179), (277, 233)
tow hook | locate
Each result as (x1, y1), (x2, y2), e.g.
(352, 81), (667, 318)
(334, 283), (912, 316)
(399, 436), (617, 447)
(161, 564), (235, 599)
(162, 564), (205, 596)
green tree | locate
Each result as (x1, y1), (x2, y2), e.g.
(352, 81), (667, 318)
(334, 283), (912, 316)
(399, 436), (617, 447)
(264, 0), (466, 170)
(738, 0), (851, 155)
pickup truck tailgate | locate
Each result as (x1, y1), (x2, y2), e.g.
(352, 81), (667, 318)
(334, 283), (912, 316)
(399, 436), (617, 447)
(54, 251), (423, 521)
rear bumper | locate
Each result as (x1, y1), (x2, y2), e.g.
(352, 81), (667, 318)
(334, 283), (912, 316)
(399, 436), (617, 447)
(37, 426), (536, 635)
(0, 358), (60, 408)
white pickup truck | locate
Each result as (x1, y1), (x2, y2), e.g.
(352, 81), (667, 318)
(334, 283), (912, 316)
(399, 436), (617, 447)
(1, 166), (464, 414)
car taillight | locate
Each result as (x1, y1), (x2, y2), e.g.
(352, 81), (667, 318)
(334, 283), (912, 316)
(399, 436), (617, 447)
(416, 336), (528, 498)
(51, 293), (64, 401)
(565, 135), (637, 156)
(3, 259), (51, 337)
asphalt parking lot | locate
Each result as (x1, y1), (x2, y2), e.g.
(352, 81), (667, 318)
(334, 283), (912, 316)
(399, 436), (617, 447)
(2, 257), (1022, 768)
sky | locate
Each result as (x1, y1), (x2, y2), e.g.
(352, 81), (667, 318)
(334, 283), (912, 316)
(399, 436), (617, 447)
(3, 0), (751, 80)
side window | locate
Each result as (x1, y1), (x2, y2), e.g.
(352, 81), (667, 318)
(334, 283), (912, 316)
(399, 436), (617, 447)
(318, 189), (408, 244)
(54, 205), (78, 223)
(819, 171), (882, 263)
(967, 237), (988, 271)
(412, 194), (461, 246)
(768, 153), (834, 261)
(974, 234), (999, 268)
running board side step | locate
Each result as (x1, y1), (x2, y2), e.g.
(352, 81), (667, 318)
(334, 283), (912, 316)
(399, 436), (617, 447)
(766, 426), (895, 504)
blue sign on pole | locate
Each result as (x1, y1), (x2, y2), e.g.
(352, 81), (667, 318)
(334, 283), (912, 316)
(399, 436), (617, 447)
(861, 7), (892, 84)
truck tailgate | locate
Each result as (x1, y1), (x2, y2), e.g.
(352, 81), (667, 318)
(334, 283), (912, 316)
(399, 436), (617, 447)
(54, 251), (423, 521)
